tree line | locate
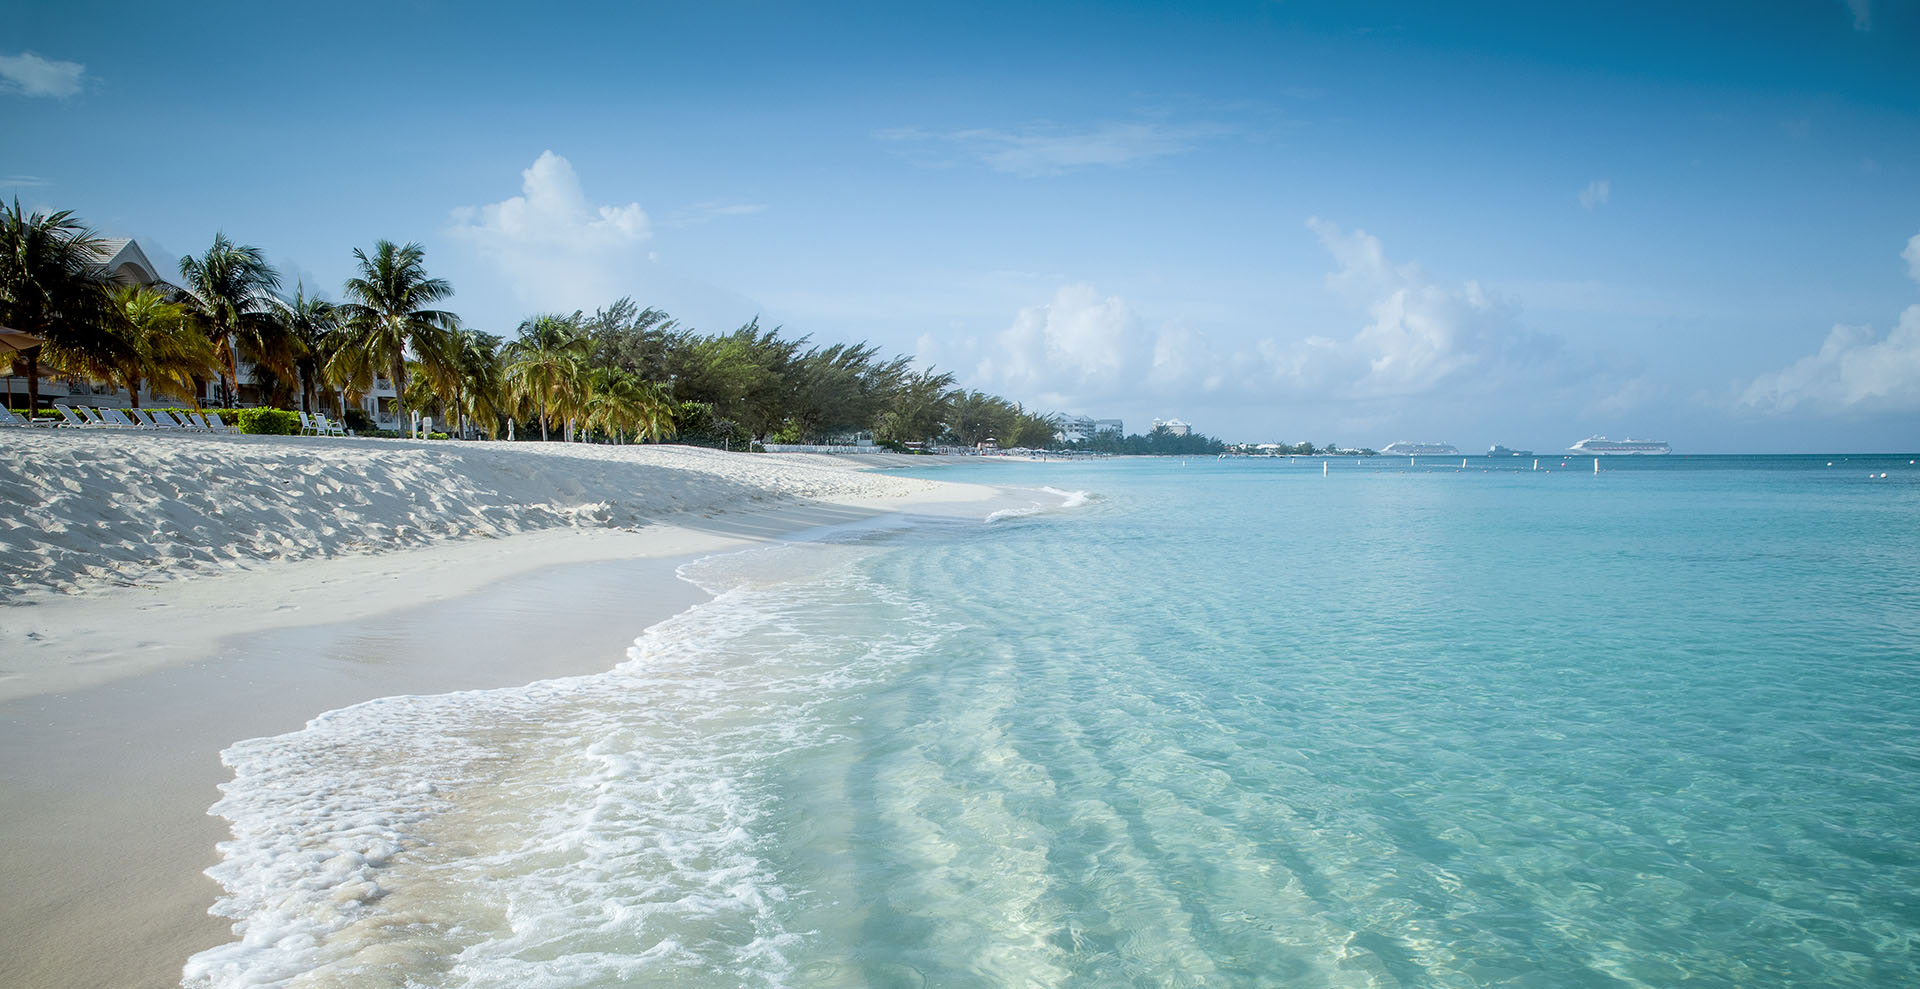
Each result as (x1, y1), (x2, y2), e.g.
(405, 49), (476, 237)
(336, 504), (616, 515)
(2, 198), (1226, 452)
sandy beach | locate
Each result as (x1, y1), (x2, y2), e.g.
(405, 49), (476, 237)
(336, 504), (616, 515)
(0, 431), (1001, 989)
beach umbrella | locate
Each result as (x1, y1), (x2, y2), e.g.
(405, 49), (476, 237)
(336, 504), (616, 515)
(0, 325), (43, 354)
(1, 326), (45, 411)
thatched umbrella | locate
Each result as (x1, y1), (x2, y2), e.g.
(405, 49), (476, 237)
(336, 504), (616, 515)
(1, 326), (46, 412)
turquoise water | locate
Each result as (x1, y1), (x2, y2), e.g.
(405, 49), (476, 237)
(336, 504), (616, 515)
(192, 456), (1920, 987)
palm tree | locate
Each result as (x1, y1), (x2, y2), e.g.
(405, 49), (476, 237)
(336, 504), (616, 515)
(582, 366), (673, 444)
(333, 240), (459, 432)
(105, 284), (218, 408)
(277, 284), (340, 414)
(0, 198), (125, 412)
(449, 330), (506, 438)
(503, 314), (588, 441)
(177, 233), (284, 407)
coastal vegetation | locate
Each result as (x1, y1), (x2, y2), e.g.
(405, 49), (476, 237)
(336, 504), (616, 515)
(3, 200), (1236, 452)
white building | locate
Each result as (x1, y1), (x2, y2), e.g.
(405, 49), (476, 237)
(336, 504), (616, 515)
(1055, 415), (1124, 445)
(1152, 417), (1192, 436)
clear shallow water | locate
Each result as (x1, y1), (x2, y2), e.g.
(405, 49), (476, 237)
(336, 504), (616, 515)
(190, 456), (1920, 987)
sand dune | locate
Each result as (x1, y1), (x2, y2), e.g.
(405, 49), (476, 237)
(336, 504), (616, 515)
(0, 431), (944, 600)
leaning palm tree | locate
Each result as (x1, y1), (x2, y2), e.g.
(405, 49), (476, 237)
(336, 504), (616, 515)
(503, 314), (588, 441)
(0, 198), (125, 412)
(177, 233), (284, 407)
(105, 284), (219, 408)
(277, 283), (340, 414)
(332, 240), (459, 432)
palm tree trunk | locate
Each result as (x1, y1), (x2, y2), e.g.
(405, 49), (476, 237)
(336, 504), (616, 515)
(223, 334), (240, 408)
(392, 356), (409, 437)
(129, 375), (143, 409)
(23, 349), (40, 413)
(539, 399), (548, 442)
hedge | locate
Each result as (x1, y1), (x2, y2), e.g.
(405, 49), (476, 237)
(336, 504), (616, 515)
(233, 408), (302, 435)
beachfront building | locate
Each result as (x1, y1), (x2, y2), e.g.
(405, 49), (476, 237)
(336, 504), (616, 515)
(1055, 415), (1124, 445)
(1152, 417), (1192, 436)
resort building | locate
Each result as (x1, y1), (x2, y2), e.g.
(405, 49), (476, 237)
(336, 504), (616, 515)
(3, 235), (401, 427)
(1055, 415), (1124, 445)
(1152, 417), (1192, 436)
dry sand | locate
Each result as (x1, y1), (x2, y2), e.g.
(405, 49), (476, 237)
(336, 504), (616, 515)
(0, 430), (1005, 988)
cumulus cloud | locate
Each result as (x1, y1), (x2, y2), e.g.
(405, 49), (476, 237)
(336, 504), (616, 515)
(959, 218), (1608, 423)
(0, 51), (86, 98)
(1741, 309), (1920, 414)
(1741, 233), (1920, 415)
(878, 120), (1227, 177)
(1577, 179), (1611, 209)
(975, 284), (1150, 404)
(447, 151), (650, 309)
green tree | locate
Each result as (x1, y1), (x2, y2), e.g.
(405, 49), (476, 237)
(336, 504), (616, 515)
(503, 313), (588, 441)
(177, 233), (285, 407)
(276, 284), (341, 414)
(105, 284), (217, 408)
(333, 240), (459, 430)
(0, 199), (124, 412)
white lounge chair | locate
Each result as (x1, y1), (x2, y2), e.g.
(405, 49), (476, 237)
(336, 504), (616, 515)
(0, 407), (26, 427)
(54, 404), (93, 427)
(203, 411), (237, 433)
(102, 407), (146, 428)
(73, 407), (111, 427)
(311, 412), (345, 436)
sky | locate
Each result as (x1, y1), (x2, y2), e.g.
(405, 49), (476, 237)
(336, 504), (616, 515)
(5, 0), (1918, 452)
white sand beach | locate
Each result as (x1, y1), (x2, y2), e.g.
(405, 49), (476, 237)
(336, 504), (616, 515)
(0, 431), (1002, 989)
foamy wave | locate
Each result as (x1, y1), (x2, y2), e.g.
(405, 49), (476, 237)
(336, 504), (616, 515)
(986, 487), (1094, 523)
(187, 541), (942, 988)
(1040, 486), (1094, 509)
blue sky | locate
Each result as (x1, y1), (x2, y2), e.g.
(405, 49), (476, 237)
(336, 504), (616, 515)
(6, 0), (1918, 451)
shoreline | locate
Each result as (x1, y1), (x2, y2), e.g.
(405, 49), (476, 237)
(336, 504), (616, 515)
(0, 436), (1016, 989)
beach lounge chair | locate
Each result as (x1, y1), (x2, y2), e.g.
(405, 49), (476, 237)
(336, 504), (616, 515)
(190, 413), (219, 432)
(159, 410), (200, 431)
(0, 407), (25, 427)
(203, 411), (237, 433)
(312, 412), (345, 436)
(54, 404), (92, 427)
(132, 409), (168, 428)
(105, 408), (148, 428)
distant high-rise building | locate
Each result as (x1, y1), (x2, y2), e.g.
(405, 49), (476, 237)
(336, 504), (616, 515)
(1056, 415), (1125, 444)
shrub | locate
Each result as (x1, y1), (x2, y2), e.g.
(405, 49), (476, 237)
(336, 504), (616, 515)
(428, 431), (449, 440)
(233, 408), (301, 435)
(343, 408), (375, 433)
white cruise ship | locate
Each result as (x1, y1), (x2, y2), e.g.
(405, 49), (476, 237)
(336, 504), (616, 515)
(1381, 441), (1460, 456)
(1568, 435), (1671, 455)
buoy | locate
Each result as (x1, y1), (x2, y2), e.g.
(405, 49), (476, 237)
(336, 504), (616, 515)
(1594, 458), (1600, 475)
(1532, 458), (1538, 471)
(1323, 461), (1328, 477)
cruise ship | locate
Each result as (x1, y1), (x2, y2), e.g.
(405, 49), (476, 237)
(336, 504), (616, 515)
(1488, 445), (1533, 457)
(1381, 441), (1460, 456)
(1568, 435), (1671, 455)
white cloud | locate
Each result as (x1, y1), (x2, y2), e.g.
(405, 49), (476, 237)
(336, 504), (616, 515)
(1741, 233), (1920, 415)
(0, 51), (86, 99)
(958, 219), (1608, 422)
(879, 120), (1226, 177)
(975, 284), (1149, 404)
(1741, 308), (1920, 415)
(447, 151), (650, 310)
(1844, 0), (1872, 30)
(1577, 179), (1611, 209)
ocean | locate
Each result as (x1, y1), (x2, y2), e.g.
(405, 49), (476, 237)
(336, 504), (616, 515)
(186, 455), (1920, 987)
